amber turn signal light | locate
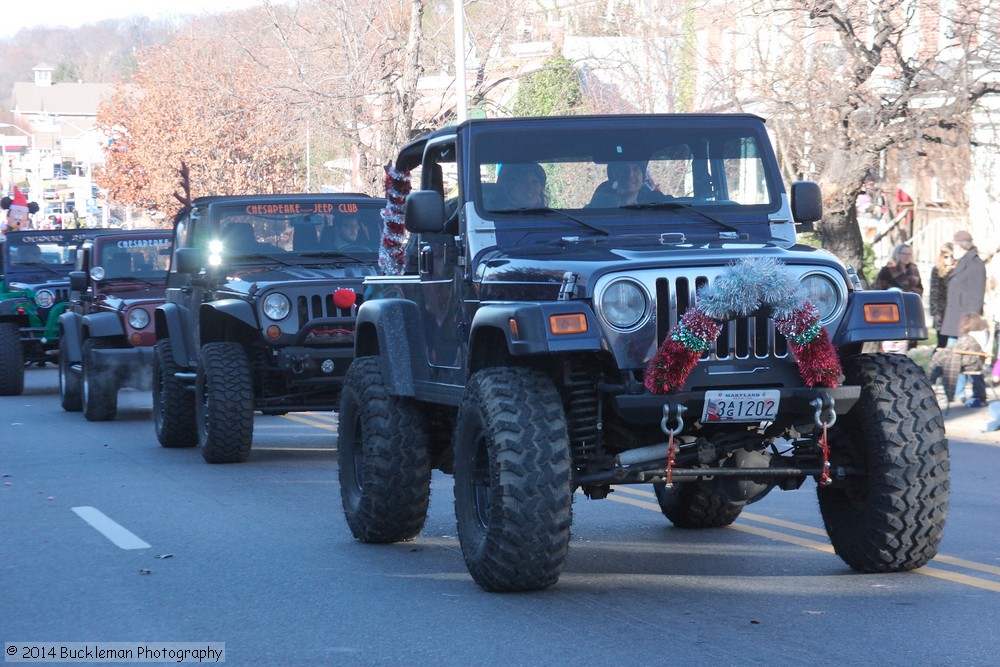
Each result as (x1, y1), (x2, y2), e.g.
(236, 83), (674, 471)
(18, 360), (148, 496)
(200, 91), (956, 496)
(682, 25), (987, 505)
(549, 313), (588, 335)
(863, 303), (900, 324)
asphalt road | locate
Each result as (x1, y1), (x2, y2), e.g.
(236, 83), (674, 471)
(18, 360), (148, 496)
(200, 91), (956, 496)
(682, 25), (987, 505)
(2, 365), (999, 666)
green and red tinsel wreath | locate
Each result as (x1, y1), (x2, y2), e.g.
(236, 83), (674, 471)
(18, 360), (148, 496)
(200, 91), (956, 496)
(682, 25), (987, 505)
(644, 257), (841, 394)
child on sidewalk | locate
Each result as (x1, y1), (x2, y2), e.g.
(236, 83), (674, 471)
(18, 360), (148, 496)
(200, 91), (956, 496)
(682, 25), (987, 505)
(951, 312), (990, 407)
(929, 312), (990, 407)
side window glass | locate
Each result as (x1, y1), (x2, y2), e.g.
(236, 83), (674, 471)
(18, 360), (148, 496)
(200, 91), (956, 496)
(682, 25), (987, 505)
(423, 142), (459, 201)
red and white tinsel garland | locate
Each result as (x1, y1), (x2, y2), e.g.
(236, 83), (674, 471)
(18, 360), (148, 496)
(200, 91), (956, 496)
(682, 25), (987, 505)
(378, 163), (412, 276)
(644, 257), (841, 394)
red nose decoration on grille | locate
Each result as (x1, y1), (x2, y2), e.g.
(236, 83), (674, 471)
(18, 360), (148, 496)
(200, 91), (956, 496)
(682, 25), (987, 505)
(333, 288), (357, 310)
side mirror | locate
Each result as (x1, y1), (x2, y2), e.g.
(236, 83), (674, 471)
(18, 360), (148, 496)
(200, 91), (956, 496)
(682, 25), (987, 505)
(69, 270), (88, 292)
(174, 247), (202, 274)
(404, 190), (446, 234)
(790, 181), (822, 233)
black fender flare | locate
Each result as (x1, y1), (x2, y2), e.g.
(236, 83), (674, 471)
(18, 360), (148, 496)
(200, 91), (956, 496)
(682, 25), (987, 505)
(155, 302), (194, 368)
(82, 311), (125, 339)
(0, 295), (33, 318)
(199, 299), (257, 344)
(470, 302), (604, 356)
(58, 310), (84, 363)
(832, 290), (928, 346)
(354, 298), (424, 397)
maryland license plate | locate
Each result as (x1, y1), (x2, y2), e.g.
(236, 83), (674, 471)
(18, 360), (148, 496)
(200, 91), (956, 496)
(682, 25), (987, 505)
(701, 390), (780, 423)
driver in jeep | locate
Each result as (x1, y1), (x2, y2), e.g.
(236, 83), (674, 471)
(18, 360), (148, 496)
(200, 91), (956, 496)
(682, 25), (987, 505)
(322, 214), (366, 251)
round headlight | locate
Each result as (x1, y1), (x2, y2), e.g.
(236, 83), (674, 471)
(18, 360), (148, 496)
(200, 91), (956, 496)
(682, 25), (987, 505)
(127, 308), (150, 330)
(35, 289), (56, 309)
(600, 279), (649, 330)
(800, 273), (841, 323)
(263, 293), (291, 321)
(90, 266), (106, 281)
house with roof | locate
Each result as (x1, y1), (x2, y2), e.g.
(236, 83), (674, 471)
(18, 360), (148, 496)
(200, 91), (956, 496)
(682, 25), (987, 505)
(3, 63), (113, 215)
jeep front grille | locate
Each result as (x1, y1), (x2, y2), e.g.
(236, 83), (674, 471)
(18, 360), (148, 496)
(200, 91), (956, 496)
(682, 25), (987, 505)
(295, 293), (358, 329)
(654, 275), (789, 361)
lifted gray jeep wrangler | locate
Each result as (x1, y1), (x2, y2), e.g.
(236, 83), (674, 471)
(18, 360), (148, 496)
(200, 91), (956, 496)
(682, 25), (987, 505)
(153, 193), (385, 463)
(338, 114), (948, 592)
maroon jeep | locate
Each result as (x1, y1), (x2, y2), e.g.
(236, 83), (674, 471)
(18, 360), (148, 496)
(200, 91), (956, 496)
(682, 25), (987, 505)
(58, 229), (172, 421)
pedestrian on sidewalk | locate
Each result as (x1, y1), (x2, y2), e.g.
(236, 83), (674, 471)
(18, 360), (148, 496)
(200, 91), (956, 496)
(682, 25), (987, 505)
(940, 230), (986, 345)
(929, 242), (955, 348)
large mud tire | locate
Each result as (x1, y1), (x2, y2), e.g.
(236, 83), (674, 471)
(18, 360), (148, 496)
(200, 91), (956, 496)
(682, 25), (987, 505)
(59, 335), (82, 411)
(653, 480), (743, 528)
(0, 321), (25, 396)
(82, 338), (119, 421)
(338, 357), (431, 543)
(153, 338), (197, 448)
(819, 353), (949, 572)
(197, 342), (254, 463)
(454, 367), (573, 592)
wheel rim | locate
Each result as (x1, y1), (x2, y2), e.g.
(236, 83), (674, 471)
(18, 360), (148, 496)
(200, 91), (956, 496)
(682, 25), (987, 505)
(470, 432), (492, 530)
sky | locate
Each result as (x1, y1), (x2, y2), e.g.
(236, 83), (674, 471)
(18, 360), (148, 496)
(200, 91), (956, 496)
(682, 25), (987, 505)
(2, 0), (268, 38)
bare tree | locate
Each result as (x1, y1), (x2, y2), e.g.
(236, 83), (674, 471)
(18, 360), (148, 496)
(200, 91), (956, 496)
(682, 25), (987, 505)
(743, 0), (1000, 274)
(232, 0), (525, 192)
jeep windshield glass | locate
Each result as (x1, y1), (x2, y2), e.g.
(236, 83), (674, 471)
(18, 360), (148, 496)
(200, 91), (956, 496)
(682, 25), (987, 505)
(472, 118), (781, 234)
(6, 236), (77, 271)
(208, 201), (387, 258)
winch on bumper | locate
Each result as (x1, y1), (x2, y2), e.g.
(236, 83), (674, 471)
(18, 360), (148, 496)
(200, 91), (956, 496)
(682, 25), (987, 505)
(272, 344), (354, 379)
(270, 314), (357, 379)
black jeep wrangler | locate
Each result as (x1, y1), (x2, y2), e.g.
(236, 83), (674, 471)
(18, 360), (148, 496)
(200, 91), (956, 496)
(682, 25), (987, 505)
(339, 114), (948, 592)
(153, 193), (385, 463)
(58, 229), (172, 420)
(0, 229), (115, 395)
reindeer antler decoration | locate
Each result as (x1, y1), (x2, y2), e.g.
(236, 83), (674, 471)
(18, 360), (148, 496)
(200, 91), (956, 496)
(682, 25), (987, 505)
(172, 161), (192, 212)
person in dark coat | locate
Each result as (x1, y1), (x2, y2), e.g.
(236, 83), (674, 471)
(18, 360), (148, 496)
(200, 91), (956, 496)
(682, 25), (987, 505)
(873, 243), (924, 295)
(873, 243), (923, 352)
(939, 230), (986, 344)
(928, 242), (955, 348)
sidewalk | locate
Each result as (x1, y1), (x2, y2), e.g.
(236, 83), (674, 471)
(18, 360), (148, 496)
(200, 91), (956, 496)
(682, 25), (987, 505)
(939, 400), (1000, 445)
(908, 344), (999, 445)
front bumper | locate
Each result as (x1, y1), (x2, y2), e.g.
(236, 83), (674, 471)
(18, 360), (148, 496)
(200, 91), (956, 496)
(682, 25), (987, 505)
(613, 386), (862, 428)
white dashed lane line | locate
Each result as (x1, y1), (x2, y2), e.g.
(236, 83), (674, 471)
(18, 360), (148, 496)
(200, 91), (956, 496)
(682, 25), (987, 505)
(71, 506), (151, 550)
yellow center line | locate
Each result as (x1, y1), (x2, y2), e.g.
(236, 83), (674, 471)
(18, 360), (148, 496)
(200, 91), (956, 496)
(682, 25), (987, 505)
(279, 413), (339, 431)
(601, 487), (1000, 592)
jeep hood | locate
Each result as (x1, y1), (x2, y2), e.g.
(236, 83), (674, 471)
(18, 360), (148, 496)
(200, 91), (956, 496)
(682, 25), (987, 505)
(220, 264), (378, 295)
(477, 242), (840, 301)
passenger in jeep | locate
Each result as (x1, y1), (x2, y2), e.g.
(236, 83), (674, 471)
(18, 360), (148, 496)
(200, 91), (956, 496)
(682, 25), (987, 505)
(493, 162), (548, 210)
(589, 161), (666, 207)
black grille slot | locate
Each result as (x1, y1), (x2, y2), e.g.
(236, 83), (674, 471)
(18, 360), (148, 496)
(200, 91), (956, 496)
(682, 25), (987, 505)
(655, 275), (789, 361)
(297, 295), (309, 328)
(293, 290), (359, 327)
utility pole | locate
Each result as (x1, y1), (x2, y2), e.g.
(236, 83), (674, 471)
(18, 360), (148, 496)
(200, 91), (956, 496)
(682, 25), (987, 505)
(454, 0), (468, 122)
